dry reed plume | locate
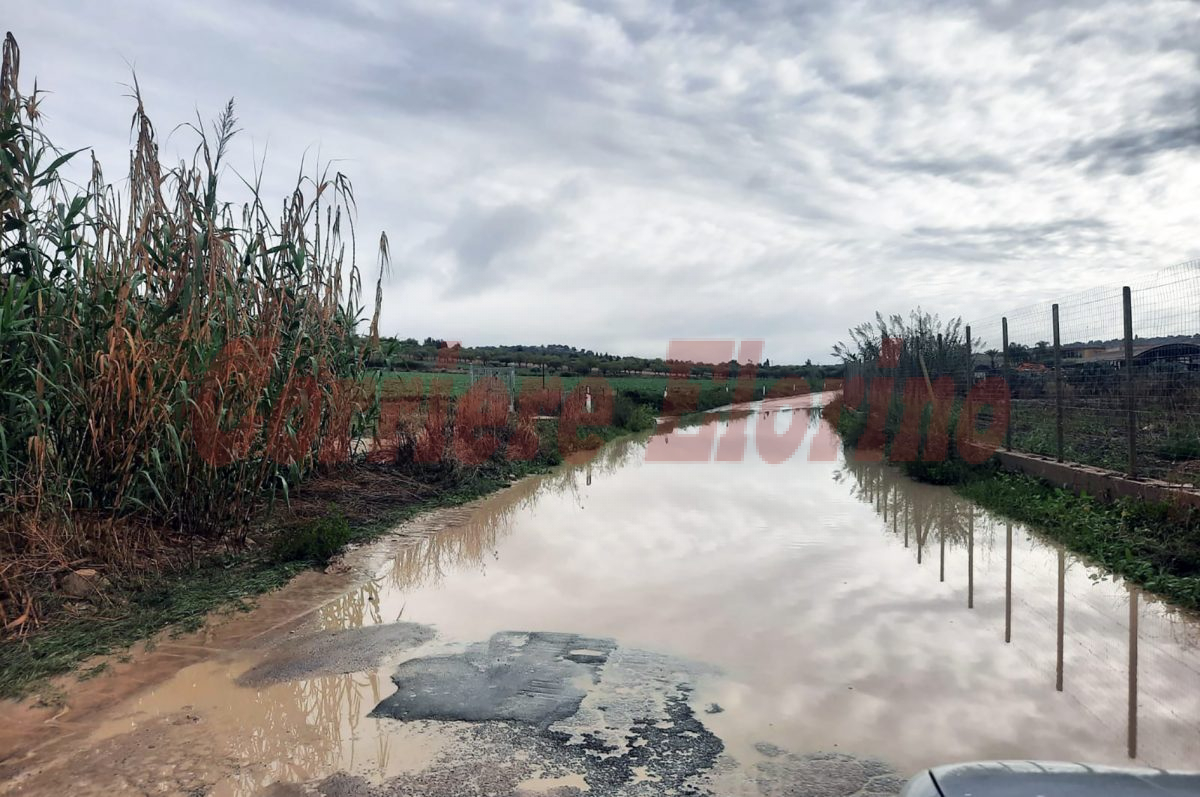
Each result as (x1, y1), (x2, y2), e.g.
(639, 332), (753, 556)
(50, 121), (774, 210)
(0, 33), (386, 633)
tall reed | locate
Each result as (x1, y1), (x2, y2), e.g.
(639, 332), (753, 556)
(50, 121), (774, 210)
(0, 33), (383, 628)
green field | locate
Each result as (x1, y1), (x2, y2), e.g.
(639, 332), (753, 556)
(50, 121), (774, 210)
(378, 371), (817, 401)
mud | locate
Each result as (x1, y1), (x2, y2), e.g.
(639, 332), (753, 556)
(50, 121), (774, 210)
(7, 712), (223, 796)
(237, 622), (436, 687)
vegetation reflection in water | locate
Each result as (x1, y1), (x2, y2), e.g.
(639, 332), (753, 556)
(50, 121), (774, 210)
(839, 454), (1200, 765)
(185, 433), (662, 793)
(246, 410), (1200, 787)
(222, 669), (388, 794)
(68, 444), (665, 796)
(349, 411), (1199, 771)
(384, 432), (652, 598)
(79, 654), (424, 796)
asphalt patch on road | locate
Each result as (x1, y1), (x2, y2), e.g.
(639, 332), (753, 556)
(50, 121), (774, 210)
(343, 630), (902, 796)
(235, 621), (435, 687)
(370, 631), (616, 730)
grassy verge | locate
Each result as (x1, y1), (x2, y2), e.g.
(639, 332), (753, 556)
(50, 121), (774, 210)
(958, 471), (1200, 609)
(832, 399), (1200, 611)
(0, 419), (631, 700)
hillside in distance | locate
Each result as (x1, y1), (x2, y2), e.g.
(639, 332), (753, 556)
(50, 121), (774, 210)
(371, 337), (838, 380)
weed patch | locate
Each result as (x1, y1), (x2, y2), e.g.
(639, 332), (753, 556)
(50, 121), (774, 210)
(274, 514), (353, 564)
(958, 473), (1200, 609)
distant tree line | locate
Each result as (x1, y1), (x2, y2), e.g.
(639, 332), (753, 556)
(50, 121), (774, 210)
(365, 337), (840, 381)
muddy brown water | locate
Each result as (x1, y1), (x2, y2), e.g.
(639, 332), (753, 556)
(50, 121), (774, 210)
(2, 392), (1199, 795)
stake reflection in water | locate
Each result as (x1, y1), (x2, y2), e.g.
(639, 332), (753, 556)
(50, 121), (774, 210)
(1005, 521), (1013, 644)
(939, 525), (945, 583)
(967, 512), (974, 610)
(836, 458), (1192, 763)
(893, 488), (899, 544)
(1129, 585), (1139, 760)
(1056, 545), (1065, 693)
(916, 500), (923, 565)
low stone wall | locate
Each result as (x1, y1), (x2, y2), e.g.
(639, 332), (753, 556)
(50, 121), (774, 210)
(994, 450), (1200, 509)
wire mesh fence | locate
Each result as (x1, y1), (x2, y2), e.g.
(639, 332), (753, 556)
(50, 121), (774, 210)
(467, 365), (517, 395)
(970, 260), (1200, 483)
(836, 260), (1200, 485)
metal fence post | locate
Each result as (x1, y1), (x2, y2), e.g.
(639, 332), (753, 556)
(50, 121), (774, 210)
(1002, 317), (1012, 451)
(1123, 286), (1136, 478)
(1052, 303), (1063, 463)
(964, 325), (973, 445)
(965, 324), (972, 388)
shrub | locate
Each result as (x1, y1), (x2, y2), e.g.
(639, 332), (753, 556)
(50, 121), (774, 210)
(275, 515), (352, 564)
(835, 404), (868, 447)
(902, 458), (992, 486)
(626, 404), (657, 432)
(620, 386), (665, 412)
(613, 395), (657, 432)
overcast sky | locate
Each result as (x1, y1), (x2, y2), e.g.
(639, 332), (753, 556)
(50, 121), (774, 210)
(10, 0), (1199, 362)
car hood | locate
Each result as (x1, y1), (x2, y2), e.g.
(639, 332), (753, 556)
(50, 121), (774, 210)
(917, 761), (1200, 797)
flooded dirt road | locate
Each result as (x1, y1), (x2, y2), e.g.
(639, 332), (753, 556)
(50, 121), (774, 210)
(2, 394), (1199, 795)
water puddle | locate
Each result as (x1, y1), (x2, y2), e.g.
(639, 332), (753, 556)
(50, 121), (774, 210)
(3, 393), (1199, 795)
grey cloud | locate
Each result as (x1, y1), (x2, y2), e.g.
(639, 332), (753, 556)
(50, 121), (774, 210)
(660, 0), (835, 33)
(905, 219), (1112, 260)
(912, 218), (1110, 239)
(1064, 123), (1200, 175)
(875, 153), (1018, 185)
(10, 0), (1200, 362)
(926, 0), (1106, 30)
(683, 75), (719, 94)
(572, 0), (668, 42)
(437, 202), (557, 294)
(349, 29), (602, 122)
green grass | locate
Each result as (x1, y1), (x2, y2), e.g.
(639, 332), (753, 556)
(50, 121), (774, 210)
(381, 371), (815, 402)
(1155, 428), (1200, 462)
(0, 551), (315, 699)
